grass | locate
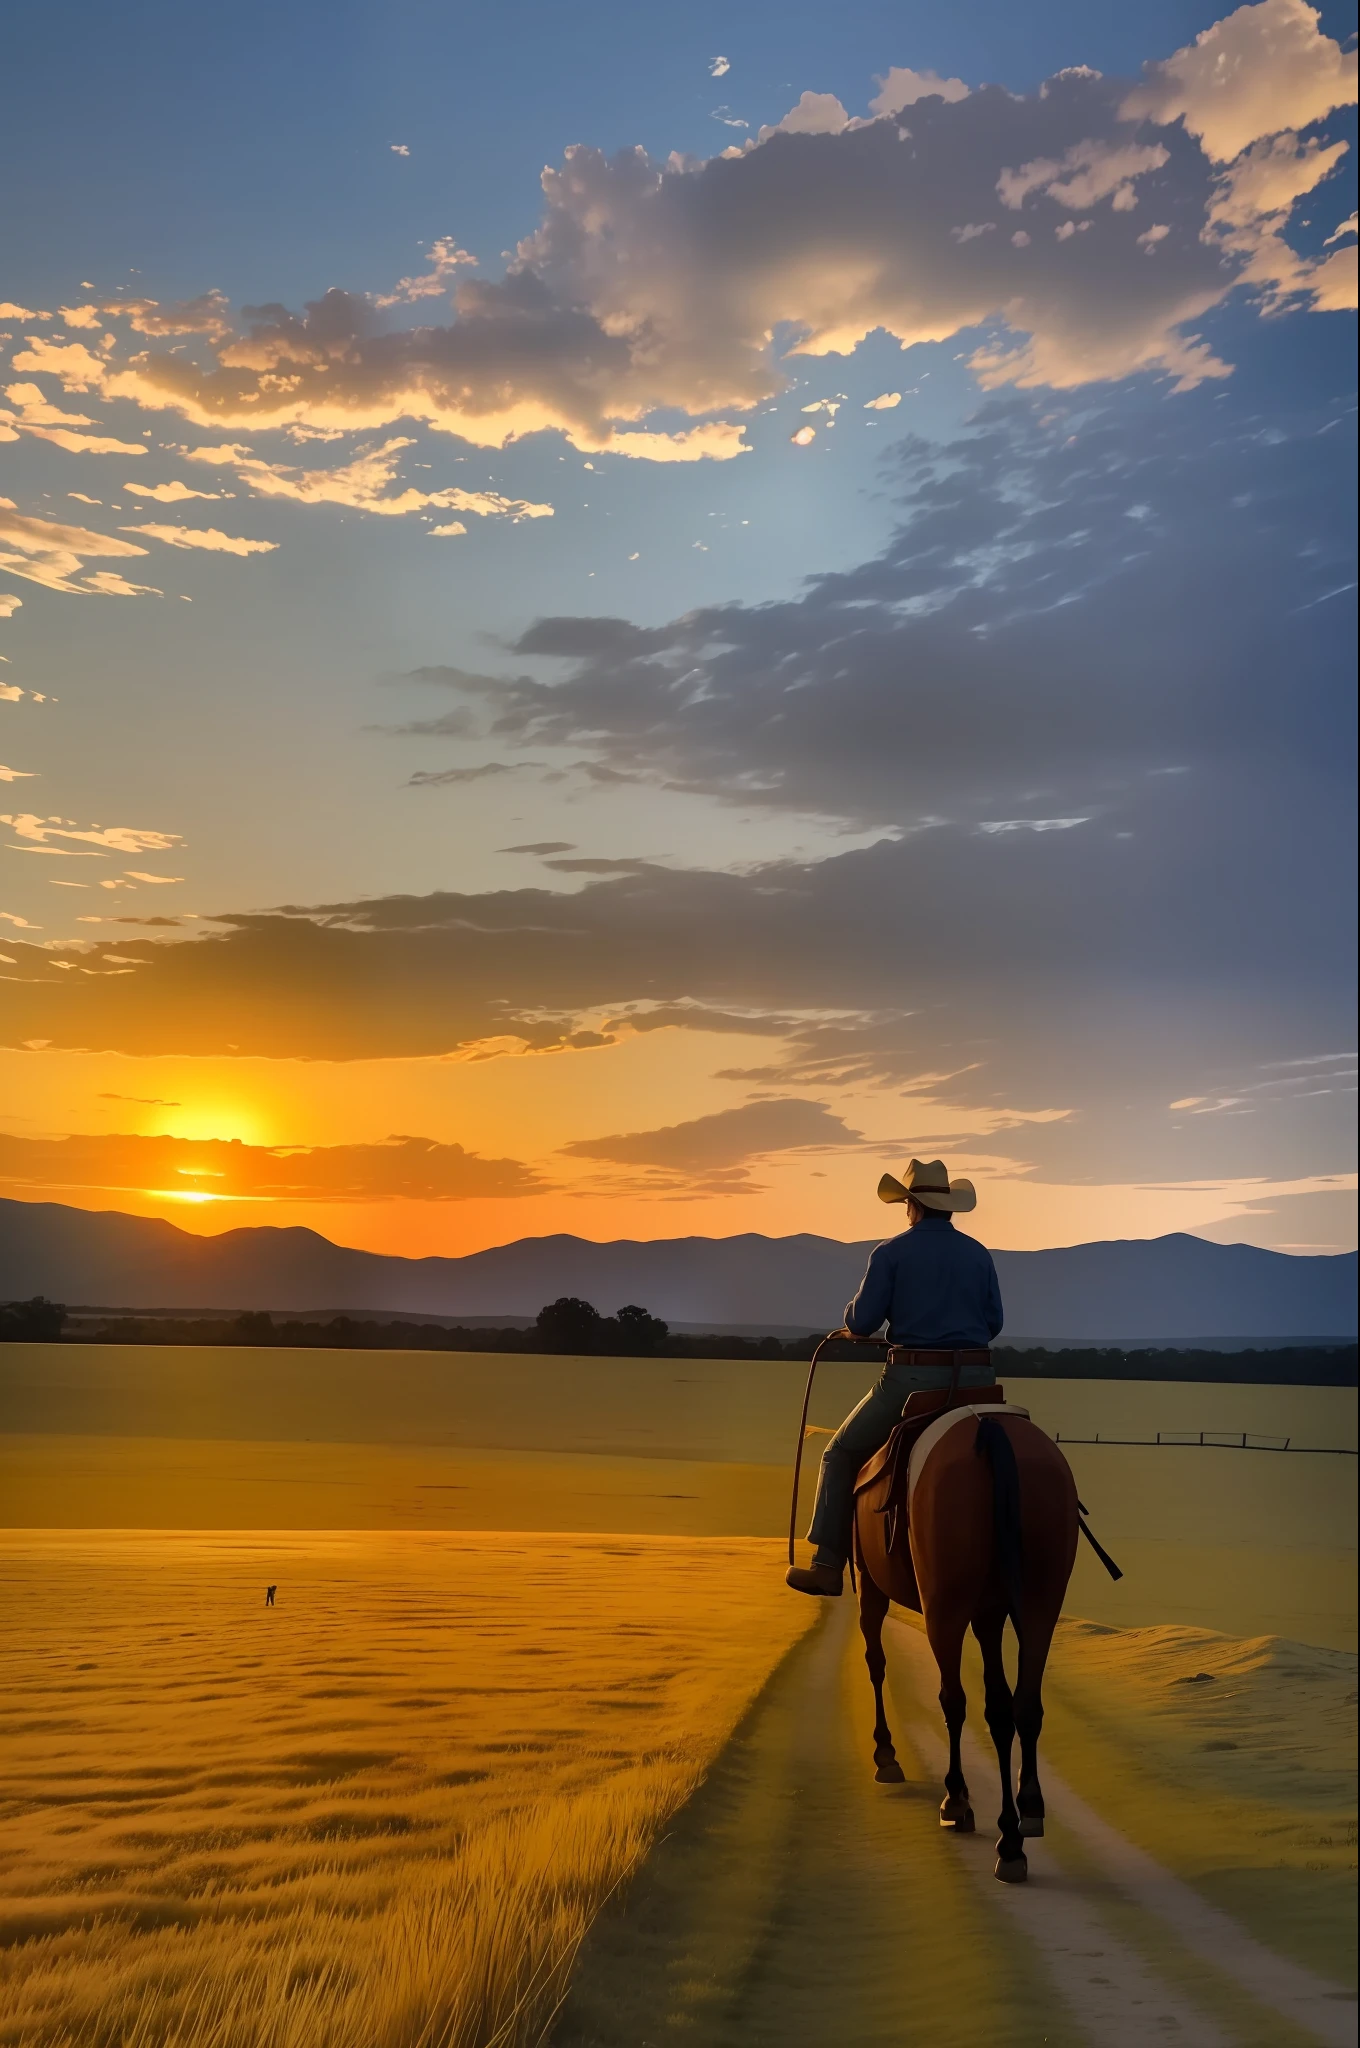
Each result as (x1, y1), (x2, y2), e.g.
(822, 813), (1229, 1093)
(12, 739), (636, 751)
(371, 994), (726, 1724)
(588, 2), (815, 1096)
(1036, 1616), (1359, 1987)
(0, 1532), (814, 2048)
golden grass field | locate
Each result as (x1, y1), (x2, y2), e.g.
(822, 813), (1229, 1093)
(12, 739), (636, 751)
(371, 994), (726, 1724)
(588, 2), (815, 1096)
(0, 1531), (814, 2048)
(2, 1346), (1355, 1644)
(1, 1345), (1354, 2044)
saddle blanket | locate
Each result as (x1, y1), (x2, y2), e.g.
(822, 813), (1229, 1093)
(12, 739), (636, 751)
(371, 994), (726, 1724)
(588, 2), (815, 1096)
(905, 1402), (1031, 1513)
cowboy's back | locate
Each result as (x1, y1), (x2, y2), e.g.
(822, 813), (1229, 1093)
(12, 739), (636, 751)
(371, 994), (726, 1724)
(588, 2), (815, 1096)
(845, 1216), (1002, 1348)
(786, 1157), (1004, 1598)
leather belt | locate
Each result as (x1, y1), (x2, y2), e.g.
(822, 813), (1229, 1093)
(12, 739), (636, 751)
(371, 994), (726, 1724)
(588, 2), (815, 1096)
(886, 1347), (992, 1368)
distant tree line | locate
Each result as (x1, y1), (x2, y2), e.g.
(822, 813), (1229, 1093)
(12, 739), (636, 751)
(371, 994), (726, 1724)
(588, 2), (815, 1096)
(3, 1296), (1354, 1383)
(0, 1297), (66, 1342)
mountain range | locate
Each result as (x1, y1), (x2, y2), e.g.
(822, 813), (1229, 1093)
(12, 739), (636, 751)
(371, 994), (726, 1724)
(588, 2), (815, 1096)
(1, 1198), (1355, 1343)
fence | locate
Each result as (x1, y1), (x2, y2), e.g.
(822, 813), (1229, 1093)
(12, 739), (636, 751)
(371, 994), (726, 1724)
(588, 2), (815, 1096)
(1053, 1429), (1356, 1456)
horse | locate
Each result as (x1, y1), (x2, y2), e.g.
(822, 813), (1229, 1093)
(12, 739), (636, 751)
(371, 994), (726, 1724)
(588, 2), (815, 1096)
(854, 1400), (1079, 1881)
(787, 1333), (1082, 1882)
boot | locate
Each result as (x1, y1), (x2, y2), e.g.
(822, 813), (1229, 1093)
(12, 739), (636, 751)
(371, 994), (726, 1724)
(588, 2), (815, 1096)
(785, 1559), (844, 1597)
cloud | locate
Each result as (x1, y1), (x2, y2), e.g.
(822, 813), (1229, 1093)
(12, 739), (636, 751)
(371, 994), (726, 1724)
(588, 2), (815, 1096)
(9, 338), (110, 389)
(407, 761), (538, 785)
(0, 1129), (541, 1204)
(181, 436), (555, 518)
(435, 384), (1354, 834)
(977, 817), (1090, 834)
(3, 385), (100, 427)
(864, 391), (901, 408)
(1200, 130), (1355, 312)
(119, 523), (278, 556)
(374, 237), (477, 308)
(500, 841), (576, 855)
(593, 423), (750, 462)
(82, 571), (163, 596)
(869, 67), (970, 116)
(41, 12), (1352, 461)
(1120, 0), (1357, 163)
(0, 597), (22, 620)
(0, 381), (148, 456)
(108, 291), (234, 341)
(122, 479), (225, 502)
(997, 140), (1170, 213)
(757, 92), (851, 144)
(2, 813), (183, 855)
(0, 505), (154, 597)
(0, 765), (35, 781)
(0, 781), (1346, 1196)
(562, 1097), (865, 1178)
(710, 56), (730, 79)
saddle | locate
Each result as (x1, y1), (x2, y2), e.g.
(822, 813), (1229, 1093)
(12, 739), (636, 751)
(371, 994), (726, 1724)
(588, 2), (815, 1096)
(853, 1355), (1007, 1598)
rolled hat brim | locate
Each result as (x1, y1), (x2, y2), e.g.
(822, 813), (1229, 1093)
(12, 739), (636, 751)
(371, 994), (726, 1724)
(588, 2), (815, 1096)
(877, 1172), (977, 1213)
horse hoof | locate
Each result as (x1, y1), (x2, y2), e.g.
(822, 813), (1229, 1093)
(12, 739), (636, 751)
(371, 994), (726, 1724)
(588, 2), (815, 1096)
(874, 1759), (906, 1783)
(939, 1800), (974, 1832)
(1020, 1814), (1045, 1837)
(994, 1853), (1028, 1884)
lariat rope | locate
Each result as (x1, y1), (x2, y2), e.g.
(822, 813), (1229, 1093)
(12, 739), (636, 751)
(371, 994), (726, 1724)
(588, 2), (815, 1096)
(788, 1332), (891, 1570)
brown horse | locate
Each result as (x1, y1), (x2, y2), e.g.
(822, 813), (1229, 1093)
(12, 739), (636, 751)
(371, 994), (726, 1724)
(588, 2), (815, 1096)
(854, 1407), (1079, 1881)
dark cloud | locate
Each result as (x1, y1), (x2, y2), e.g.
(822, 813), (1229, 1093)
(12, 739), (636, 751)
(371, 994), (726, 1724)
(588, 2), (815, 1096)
(0, 1131), (541, 1204)
(500, 841), (576, 855)
(0, 791), (1350, 1191)
(408, 761), (540, 786)
(562, 1097), (865, 1172)
(463, 382), (1355, 832)
(377, 708), (479, 738)
(513, 618), (672, 658)
(401, 666), (517, 690)
(541, 856), (666, 874)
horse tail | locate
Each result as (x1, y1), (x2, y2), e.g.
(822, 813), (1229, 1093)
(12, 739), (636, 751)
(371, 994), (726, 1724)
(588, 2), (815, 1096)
(975, 1415), (1023, 1635)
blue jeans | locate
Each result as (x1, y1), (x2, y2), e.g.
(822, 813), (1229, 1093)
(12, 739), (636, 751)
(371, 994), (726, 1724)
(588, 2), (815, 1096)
(806, 1362), (996, 1561)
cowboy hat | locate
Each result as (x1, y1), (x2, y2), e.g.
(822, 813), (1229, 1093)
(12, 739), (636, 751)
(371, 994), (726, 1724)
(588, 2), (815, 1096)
(877, 1158), (977, 1213)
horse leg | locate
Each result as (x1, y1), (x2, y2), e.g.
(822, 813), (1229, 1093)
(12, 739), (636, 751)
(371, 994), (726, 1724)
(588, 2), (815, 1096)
(926, 1611), (974, 1831)
(975, 1604), (1026, 1881)
(858, 1568), (905, 1783)
(1015, 1612), (1057, 1839)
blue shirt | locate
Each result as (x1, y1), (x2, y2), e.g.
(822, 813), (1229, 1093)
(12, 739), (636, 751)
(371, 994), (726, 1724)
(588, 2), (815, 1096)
(843, 1215), (1004, 1346)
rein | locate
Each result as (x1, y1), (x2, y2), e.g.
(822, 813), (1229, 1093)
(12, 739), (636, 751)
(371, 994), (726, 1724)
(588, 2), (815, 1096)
(788, 1332), (891, 1570)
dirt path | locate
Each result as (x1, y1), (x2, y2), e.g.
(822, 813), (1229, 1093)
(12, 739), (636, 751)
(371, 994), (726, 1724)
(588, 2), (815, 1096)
(556, 1603), (1356, 2048)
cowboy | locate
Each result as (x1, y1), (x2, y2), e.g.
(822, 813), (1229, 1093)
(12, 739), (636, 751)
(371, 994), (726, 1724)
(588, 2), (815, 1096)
(786, 1159), (1004, 1597)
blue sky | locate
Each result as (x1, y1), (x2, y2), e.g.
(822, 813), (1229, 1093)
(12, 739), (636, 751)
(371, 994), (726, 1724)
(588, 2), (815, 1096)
(1, 0), (1355, 1257)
